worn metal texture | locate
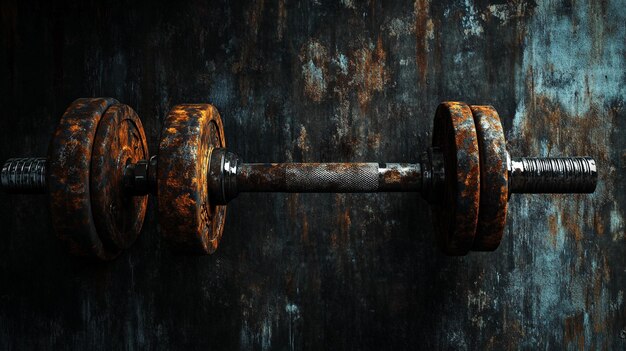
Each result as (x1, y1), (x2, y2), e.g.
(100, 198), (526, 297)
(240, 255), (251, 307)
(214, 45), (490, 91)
(208, 148), (241, 204)
(432, 101), (480, 255)
(47, 97), (121, 260)
(238, 162), (423, 193)
(470, 105), (508, 251)
(158, 104), (227, 254)
(90, 103), (149, 252)
(0, 0), (624, 350)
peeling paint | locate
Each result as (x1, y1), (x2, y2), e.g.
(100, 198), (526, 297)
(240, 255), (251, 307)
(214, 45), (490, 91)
(340, 0), (355, 10)
(300, 40), (328, 102)
(296, 125), (310, 157)
(385, 17), (413, 38)
(351, 36), (389, 110)
(460, 0), (484, 37)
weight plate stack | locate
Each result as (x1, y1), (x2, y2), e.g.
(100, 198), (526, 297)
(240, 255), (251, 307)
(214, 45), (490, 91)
(48, 98), (149, 260)
(469, 105), (508, 251)
(431, 102), (481, 256)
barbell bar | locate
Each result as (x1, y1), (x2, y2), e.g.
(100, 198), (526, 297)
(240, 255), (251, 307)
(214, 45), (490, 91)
(1, 98), (597, 259)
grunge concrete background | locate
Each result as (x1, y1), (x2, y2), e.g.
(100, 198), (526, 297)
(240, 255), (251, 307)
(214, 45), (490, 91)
(0, 0), (624, 349)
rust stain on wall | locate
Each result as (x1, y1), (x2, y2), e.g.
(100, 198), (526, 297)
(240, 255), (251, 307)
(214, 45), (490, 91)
(351, 36), (389, 110)
(286, 192), (310, 245)
(594, 212), (605, 236)
(548, 214), (558, 247)
(232, 0), (266, 105)
(330, 195), (351, 250)
(367, 133), (381, 150)
(299, 35), (389, 110)
(276, 0), (286, 41)
(338, 207), (351, 242)
(564, 313), (585, 350)
(300, 39), (329, 102)
(296, 125), (310, 158)
(414, 0), (433, 83)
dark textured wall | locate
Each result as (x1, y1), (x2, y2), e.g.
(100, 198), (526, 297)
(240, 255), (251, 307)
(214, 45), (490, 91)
(1, 0), (624, 350)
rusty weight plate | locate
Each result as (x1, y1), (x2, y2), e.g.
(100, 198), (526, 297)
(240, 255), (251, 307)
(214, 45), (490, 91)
(470, 105), (508, 251)
(48, 98), (121, 260)
(90, 103), (149, 253)
(158, 104), (227, 254)
(431, 102), (480, 255)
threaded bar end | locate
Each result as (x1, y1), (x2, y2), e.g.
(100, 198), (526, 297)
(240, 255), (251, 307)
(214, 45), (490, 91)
(509, 156), (597, 194)
(1, 158), (47, 194)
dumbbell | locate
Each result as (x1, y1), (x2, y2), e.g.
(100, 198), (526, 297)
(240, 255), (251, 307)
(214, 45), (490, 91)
(1, 98), (597, 259)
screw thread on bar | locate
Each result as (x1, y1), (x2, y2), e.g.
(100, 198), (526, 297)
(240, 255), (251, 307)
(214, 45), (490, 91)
(508, 156), (597, 194)
(1, 158), (47, 194)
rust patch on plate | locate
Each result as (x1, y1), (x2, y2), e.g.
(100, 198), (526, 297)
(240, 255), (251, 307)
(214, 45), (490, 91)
(431, 101), (480, 255)
(469, 105), (508, 251)
(158, 104), (227, 254)
(47, 97), (120, 260)
(90, 103), (149, 252)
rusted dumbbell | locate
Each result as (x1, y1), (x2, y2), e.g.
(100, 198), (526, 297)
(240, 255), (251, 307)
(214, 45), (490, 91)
(1, 99), (150, 260)
(1, 99), (597, 259)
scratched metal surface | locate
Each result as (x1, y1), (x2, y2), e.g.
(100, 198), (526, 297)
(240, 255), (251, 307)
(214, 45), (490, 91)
(0, 0), (624, 349)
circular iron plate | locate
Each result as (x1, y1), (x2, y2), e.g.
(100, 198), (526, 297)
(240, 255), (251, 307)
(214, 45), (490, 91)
(158, 104), (227, 254)
(90, 104), (149, 252)
(431, 102), (480, 256)
(470, 105), (508, 251)
(48, 98), (119, 260)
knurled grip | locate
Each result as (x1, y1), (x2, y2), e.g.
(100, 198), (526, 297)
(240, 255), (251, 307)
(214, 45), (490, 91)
(508, 156), (597, 194)
(285, 163), (379, 192)
(234, 160), (422, 198)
